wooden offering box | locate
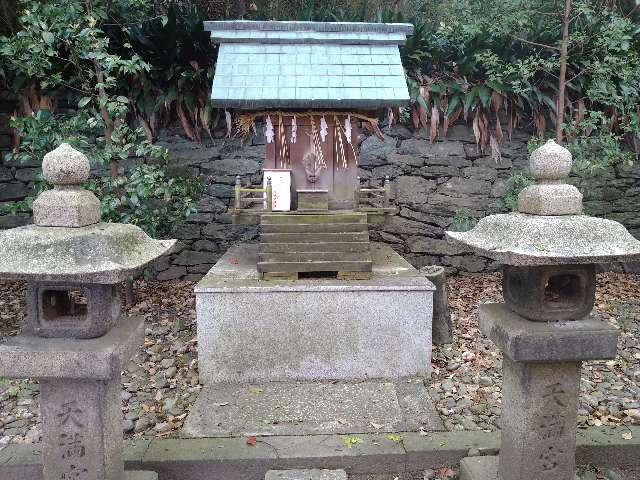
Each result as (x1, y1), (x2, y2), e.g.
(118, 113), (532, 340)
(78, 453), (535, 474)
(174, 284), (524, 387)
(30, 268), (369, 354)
(297, 190), (329, 211)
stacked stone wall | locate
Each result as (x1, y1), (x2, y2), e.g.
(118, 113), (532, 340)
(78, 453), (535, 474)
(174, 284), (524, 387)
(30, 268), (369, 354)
(1, 112), (639, 278)
(151, 124), (640, 280)
(0, 90), (36, 228)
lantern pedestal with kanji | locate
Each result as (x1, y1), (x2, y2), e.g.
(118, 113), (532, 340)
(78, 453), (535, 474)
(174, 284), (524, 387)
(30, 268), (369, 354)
(0, 144), (175, 480)
(447, 140), (640, 480)
(2, 318), (149, 480)
(460, 304), (618, 480)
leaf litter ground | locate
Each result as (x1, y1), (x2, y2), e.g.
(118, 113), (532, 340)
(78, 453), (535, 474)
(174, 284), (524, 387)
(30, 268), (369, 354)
(0, 272), (638, 446)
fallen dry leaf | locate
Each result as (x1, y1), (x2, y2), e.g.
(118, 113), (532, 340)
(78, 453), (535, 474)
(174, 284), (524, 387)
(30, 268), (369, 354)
(436, 467), (456, 478)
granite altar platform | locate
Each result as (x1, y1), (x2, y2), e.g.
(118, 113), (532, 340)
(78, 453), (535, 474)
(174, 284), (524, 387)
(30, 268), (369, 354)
(194, 243), (434, 384)
(187, 242), (436, 439)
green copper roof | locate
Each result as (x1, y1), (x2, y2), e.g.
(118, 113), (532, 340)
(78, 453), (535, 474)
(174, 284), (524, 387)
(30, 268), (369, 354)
(206, 21), (413, 109)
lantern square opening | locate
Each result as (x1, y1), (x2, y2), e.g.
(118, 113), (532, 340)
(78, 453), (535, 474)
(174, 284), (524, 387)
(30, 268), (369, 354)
(27, 282), (121, 339)
(502, 264), (596, 321)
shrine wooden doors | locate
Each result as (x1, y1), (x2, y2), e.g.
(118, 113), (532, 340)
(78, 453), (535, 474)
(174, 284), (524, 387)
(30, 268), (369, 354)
(265, 115), (358, 210)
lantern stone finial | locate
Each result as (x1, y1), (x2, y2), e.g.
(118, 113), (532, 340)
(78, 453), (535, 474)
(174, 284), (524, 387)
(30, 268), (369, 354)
(41, 142), (91, 185)
(517, 139), (583, 215)
(528, 139), (572, 181)
(32, 143), (101, 227)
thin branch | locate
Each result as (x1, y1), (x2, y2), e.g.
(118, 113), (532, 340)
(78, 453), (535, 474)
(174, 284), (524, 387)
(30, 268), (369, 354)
(566, 67), (590, 84)
(556, 0), (572, 144)
(57, 81), (92, 96)
(102, 15), (166, 27)
(510, 34), (561, 51)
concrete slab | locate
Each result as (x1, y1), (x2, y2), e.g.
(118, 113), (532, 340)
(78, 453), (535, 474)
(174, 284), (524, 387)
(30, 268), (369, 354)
(459, 456), (498, 480)
(203, 243), (417, 282)
(195, 243), (434, 383)
(126, 472), (159, 480)
(479, 304), (619, 362)
(2, 426), (639, 480)
(183, 378), (443, 437)
(265, 469), (347, 480)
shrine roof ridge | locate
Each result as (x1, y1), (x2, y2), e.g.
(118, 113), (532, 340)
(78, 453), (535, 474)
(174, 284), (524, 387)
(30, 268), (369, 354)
(208, 21), (412, 108)
(204, 20), (414, 37)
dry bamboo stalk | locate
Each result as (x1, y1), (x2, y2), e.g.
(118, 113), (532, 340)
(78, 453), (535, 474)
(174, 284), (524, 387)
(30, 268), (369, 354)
(277, 114), (290, 168)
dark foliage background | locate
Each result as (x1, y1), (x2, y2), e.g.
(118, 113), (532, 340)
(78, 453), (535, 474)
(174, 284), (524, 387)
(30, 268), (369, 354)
(0, 0), (639, 231)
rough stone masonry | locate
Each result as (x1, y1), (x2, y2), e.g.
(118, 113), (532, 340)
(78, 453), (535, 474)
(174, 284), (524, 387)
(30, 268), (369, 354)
(1, 92), (639, 279)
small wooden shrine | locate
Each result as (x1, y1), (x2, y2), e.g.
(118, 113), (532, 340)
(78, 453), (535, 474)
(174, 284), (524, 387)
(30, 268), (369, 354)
(205, 20), (413, 278)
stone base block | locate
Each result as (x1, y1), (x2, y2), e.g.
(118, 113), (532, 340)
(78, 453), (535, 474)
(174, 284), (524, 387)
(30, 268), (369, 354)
(0, 316), (144, 380)
(195, 243), (434, 383)
(266, 469), (347, 480)
(297, 189), (329, 210)
(182, 377), (443, 437)
(479, 303), (618, 362)
(499, 358), (580, 480)
(459, 456), (498, 480)
(125, 472), (158, 480)
(41, 377), (125, 480)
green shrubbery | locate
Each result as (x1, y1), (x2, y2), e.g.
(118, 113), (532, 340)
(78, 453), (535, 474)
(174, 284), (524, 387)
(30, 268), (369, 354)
(400, 1), (640, 174)
(0, 1), (204, 237)
(1, 0), (639, 231)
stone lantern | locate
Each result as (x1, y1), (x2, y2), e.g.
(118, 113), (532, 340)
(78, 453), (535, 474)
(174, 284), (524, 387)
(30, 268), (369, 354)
(0, 144), (175, 480)
(447, 140), (640, 480)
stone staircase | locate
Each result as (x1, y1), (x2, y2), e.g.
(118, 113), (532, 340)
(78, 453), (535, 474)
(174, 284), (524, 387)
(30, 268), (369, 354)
(258, 212), (373, 278)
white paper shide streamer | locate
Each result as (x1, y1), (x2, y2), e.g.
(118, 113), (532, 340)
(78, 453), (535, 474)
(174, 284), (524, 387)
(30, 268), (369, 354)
(319, 116), (328, 142)
(291, 115), (297, 144)
(265, 115), (274, 144)
(344, 115), (352, 144)
(225, 110), (232, 138)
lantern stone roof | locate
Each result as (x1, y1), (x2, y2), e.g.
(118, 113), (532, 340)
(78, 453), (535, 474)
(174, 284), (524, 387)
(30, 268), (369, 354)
(446, 140), (640, 266)
(205, 20), (413, 109)
(0, 144), (175, 283)
(446, 213), (640, 266)
(0, 223), (176, 283)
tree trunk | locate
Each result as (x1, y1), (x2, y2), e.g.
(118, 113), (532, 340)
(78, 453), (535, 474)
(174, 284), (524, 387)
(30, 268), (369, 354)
(0, 0), (18, 35)
(556, 0), (572, 144)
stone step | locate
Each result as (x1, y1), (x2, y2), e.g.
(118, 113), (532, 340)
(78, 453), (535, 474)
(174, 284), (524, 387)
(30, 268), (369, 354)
(126, 472), (159, 480)
(258, 252), (371, 263)
(265, 469), (348, 480)
(183, 378), (443, 436)
(261, 222), (369, 233)
(257, 259), (373, 273)
(261, 232), (369, 244)
(261, 213), (367, 225)
(259, 241), (371, 253)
